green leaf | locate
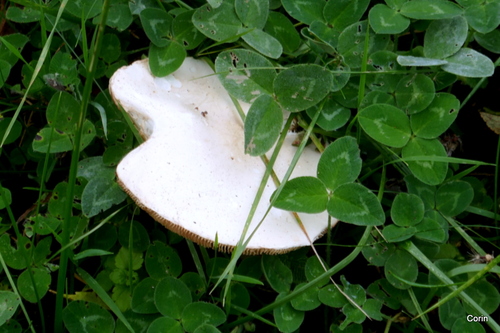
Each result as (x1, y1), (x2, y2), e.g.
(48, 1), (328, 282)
(391, 193), (425, 227)
(0, 235), (30, 270)
(215, 49), (276, 103)
(411, 93), (460, 139)
(400, 0), (463, 20)
(304, 256), (330, 287)
(140, 8), (173, 47)
(318, 285), (347, 308)
(475, 30), (500, 54)
(385, 250), (418, 289)
(338, 21), (390, 69)
(155, 276), (192, 319)
(281, 0), (326, 25)
(147, 317), (183, 333)
(317, 136), (362, 190)
(264, 12), (301, 54)
(0, 291), (20, 326)
(193, 324), (222, 333)
(81, 176), (127, 218)
(328, 59), (351, 92)
(464, 1), (500, 34)
(0, 33), (29, 68)
(451, 318), (486, 333)
(118, 220), (150, 253)
(66, 0), (103, 19)
(397, 55), (448, 67)
(441, 48), (495, 78)
(148, 41), (186, 77)
(46, 92), (80, 133)
(80, 119), (96, 151)
(62, 301), (114, 333)
(129, 0), (161, 15)
(414, 217), (447, 243)
(272, 176), (328, 214)
(307, 21), (341, 50)
(402, 137), (448, 186)
(241, 29), (282, 59)
(6, 6), (41, 23)
(32, 215), (61, 235)
(244, 94), (282, 156)
(307, 97), (350, 131)
(369, 4), (410, 34)
(102, 4), (133, 31)
(358, 104), (411, 148)
(0, 59), (11, 88)
(32, 127), (73, 153)
(131, 278), (158, 314)
(100, 34), (121, 63)
(436, 180), (474, 216)
(180, 272), (207, 301)
(181, 302), (226, 333)
(17, 268), (51, 303)
(172, 10), (206, 50)
(77, 156), (116, 181)
(324, 0), (370, 31)
(362, 236), (396, 266)
(235, 0), (268, 29)
(145, 241), (183, 279)
(327, 183), (385, 226)
(382, 224), (417, 242)
(192, 2), (243, 42)
(439, 297), (466, 329)
(262, 255), (293, 293)
(462, 279), (500, 315)
(360, 91), (395, 108)
(424, 16), (468, 59)
(273, 293), (305, 333)
(395, 74), (435, 114)
(274, 64), (333, 112)
(115, 247), (143, 271)
(49, 52), (79, 86)
(0, 117), (21, 145)
(290, 283), (321, 311)
(404, 174), (436, 210)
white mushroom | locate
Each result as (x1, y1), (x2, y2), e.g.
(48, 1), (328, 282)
(109, 58), (336, 254)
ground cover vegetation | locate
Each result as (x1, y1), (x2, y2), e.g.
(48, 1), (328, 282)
(1, 0), (500, 332)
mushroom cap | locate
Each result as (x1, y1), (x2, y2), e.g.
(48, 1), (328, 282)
(109, 58), (336, 254)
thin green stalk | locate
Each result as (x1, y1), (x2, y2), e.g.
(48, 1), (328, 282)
(408, 288), (431, 331)
(226, 225), (373, 329)
(403, 241), (500, 332)
(0, 252), (36, 333)
(213, 115), (295, 301)
(54, 1), (110, 332)
(0, 0), (68, 147)
(77, 268), (134, 333)
(186, 240), (207, 286)
(444, 214), (486, 255)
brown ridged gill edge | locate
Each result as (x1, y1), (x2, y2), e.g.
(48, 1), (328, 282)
(116, 177), (306, 255)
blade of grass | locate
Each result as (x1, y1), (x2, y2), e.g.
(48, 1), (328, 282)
(403, 241), (500, 331)
(0, 0), (69, 147)
(54, 1), (110, 332)
(0, 252), (35, 333)
(186, 240), (207, 286)
(408, 288), (431, 331)
(77, 268), (134, 333)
